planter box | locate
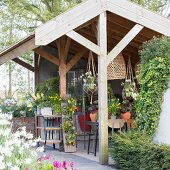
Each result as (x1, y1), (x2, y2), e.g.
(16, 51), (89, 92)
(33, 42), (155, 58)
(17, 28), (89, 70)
(63, 130), (76, 153)
(64, 144), (76, 153)
(41, 107), (52, 116)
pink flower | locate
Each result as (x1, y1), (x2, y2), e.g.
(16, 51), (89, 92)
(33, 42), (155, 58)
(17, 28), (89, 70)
(53, 161), (61, 168)
(63, 161), (67, 169)
(70, 162), (74, 167)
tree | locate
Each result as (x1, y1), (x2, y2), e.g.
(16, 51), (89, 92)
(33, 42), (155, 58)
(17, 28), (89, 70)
(130, 0), (169, 16)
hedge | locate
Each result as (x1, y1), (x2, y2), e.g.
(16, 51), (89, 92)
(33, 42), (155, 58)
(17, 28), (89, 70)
(110, 130), (170, 170)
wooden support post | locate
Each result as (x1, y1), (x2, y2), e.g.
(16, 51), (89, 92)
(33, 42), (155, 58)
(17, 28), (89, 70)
(34, 52), (40, 86)
(98, 12), (108, 165)
(57, 37), (68, 97)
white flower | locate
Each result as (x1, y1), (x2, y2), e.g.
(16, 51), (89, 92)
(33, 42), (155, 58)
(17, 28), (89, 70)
(26, 133), (33, 139)
(11, 165), (20, 170)
(36, 146), (44, 152)
(25, 158), (32, 164)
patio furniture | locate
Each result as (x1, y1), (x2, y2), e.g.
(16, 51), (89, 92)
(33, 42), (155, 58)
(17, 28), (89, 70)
(86, 121), (98, 156)
(108, 119), (126, 135)
(35, 115), (62, 149)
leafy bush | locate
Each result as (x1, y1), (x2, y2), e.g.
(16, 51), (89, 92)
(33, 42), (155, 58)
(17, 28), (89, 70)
(110, 131), (170, 170)
(139, 36), (170, 64)
(0, 98), (35, 117)
(136, 36), (170, 135)
(36, 77), (59, 97)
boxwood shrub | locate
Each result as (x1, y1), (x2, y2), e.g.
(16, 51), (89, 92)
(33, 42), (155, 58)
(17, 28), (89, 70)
(110, 130), (170, 170)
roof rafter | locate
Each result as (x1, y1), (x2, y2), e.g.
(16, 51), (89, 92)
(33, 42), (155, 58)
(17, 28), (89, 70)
(107, 24), (144, 65)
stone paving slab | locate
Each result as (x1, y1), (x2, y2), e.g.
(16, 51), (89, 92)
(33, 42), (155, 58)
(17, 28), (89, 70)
(40, 146), (118, 170)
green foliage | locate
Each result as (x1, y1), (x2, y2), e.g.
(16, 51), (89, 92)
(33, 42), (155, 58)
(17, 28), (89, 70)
(108, 96), (120, 117)
(139, 36), (170, 64)
(110, 130), (170, 170)
(36, 77), (59, 97)
(130, 0), (168, 13)
(62, 98), (76, 146)
(136, 36), (170, 135)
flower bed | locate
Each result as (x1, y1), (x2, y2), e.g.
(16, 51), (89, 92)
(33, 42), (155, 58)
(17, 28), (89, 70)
(110, 130), (170, 170)
(0, 111), (77, 169)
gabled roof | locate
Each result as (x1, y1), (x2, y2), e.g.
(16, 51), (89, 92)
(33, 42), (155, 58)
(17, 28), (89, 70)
(35, 0), (170, 45)
(0, 0), (170, 65)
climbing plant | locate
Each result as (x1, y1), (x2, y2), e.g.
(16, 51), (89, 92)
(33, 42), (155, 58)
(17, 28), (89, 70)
(136, 36), (170, 136)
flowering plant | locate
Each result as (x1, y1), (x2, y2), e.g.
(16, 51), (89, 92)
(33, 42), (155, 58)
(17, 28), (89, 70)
(83, 71), (97, 92)
(0, 98), (17, 114)
(37, 155), (76, 170)
(62, 98), (76, 146)
(0, 111), (44, 170)
(121, 80), (138, 100)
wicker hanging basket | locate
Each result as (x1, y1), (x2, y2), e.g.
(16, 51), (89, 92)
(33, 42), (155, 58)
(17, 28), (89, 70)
(107, 53), (126, 80)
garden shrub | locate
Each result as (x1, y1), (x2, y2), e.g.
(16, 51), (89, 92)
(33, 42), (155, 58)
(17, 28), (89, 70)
(36, 77), (59, 97)
(110, 131), (170, 170)
(136, 36), (170, 135)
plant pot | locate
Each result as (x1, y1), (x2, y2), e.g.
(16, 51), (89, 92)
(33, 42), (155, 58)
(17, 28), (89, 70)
(120, 111), (131, 120)
(41, 107), (52, 116)
(63, 131), (76, 153)
(37, 107), (41, 115)
(90, 112), (98, 122)
(64, 144), (77, 153)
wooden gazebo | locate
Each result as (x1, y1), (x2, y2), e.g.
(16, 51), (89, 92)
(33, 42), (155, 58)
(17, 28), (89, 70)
(0, 0), (170, 164)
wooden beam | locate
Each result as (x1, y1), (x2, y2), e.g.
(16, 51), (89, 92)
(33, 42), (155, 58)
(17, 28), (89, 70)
(0, 38), (37, 65)
(12, 58), (34, 72)
(34, 48), (59, 66)
(64, 37), (71, 59)
(66, 48), (87, 73)
(98, 12), (108, 165)
(58, 37), (67, 97)
(107, 24), (143, 66)
(107, 0), (170, 36)
(66, 30), (100, 55)
(35, 0), (104, 45)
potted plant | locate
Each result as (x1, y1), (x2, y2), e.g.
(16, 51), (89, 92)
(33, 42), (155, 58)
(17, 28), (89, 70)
(62, 98), (77, 153)
(108, 97), (121, 119)
(121, 80), (138, 101)
(120, 99), (131, 120)
(50, 94), (62, 114)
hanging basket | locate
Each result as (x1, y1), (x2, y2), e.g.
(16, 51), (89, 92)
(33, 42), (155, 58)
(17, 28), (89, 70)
(107, 53), (126, 80)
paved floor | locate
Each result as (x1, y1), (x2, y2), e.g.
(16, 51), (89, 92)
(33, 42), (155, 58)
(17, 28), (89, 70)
(39, 143), (118, 170)
(40, 147), (117, 170)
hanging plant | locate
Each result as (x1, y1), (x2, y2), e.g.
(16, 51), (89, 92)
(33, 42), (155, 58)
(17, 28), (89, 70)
(122, 80), (138, 100)
(83, 51), (97, 104)
(122, 56), (138, 101)
(83, 71), (97, 92)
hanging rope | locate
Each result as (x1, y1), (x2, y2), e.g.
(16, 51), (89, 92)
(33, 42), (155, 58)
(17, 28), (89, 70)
(83, 51), (97, 104)
(122, 56), (137, 100)
(125, 56), (135, 83)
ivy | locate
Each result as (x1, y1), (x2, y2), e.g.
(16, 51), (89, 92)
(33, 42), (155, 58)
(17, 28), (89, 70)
(136, 36), (170, 135)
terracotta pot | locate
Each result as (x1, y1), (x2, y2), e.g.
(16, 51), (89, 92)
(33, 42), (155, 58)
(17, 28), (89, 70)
(90, 112), (98, 122)
(120, 111), (131, 120)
